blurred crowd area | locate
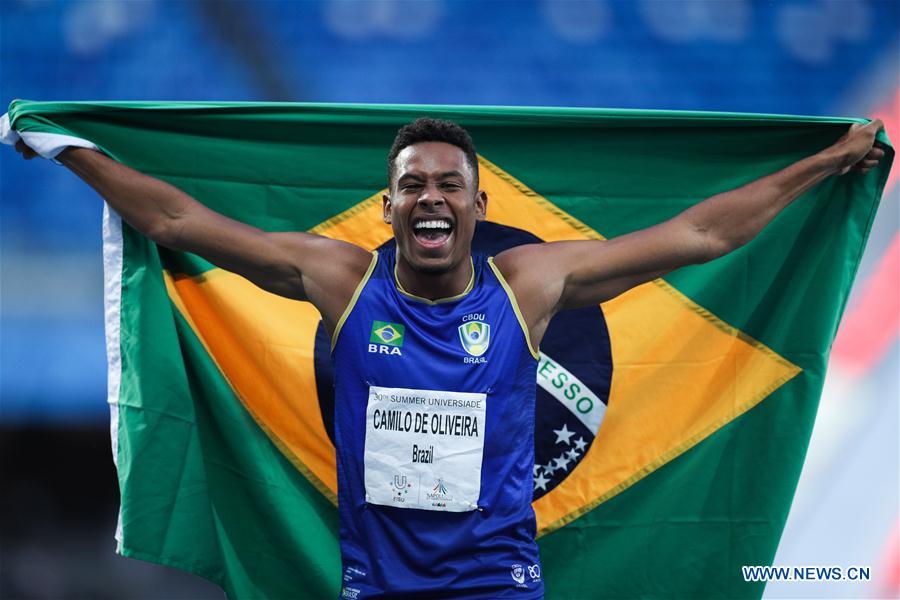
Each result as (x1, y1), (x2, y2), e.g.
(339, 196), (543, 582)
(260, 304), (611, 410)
(1, 1), (898, 598)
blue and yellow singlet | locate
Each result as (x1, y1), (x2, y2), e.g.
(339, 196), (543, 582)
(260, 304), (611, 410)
(331, 247), (543, 599)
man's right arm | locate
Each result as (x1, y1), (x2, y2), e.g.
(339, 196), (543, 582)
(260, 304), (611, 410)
(46, 146), (371, 331)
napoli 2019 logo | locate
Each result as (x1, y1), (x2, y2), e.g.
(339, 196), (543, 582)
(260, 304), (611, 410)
(313, 221), (613, 500)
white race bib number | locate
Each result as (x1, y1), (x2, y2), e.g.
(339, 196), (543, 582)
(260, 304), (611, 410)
(364, 385), (486, 512)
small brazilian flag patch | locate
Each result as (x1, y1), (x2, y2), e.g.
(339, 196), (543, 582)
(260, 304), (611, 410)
(370, 321), (405, 347)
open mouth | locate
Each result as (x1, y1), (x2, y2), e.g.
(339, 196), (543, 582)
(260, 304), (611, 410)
(412, 217), (454, 249)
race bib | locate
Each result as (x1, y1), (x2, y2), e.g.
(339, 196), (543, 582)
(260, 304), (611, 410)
(364, 385), (487, 512)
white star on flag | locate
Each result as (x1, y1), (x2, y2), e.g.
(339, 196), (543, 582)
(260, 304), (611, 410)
(533, 472), (550, 491)
(553, 454), (571, 472)
(533, 464), (542, 476)
(565, 448), (579, 461)
(553, 423), (575, 445)
(543, 461), (558, 476)
(573, 437), (587, 452)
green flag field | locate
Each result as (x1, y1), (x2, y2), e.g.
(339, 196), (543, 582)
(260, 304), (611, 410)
(5, 100), (894, 599)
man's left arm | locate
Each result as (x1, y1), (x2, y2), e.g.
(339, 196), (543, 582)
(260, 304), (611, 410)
(494, 119), (885, 347)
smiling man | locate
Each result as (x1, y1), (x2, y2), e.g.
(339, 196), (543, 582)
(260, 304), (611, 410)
(16, 116), (884, 599)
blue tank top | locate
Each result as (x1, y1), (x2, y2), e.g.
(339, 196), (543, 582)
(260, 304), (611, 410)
(332, 248), (543, 599)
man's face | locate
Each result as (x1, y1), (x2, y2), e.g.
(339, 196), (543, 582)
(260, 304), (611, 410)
(383, 142), (487, 274)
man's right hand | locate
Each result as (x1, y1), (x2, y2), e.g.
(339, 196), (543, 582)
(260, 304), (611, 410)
(14, 139), (38, 160)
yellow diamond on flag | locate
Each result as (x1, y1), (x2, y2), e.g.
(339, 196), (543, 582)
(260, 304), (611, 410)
(162, 155), (800, 534)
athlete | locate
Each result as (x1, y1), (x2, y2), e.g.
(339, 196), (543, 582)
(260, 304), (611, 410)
(15, 117), (885, 598)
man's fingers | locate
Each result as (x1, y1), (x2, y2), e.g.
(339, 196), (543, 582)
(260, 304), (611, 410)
(866, 118), (885, 133)
(856, 145), (885, 170)
(16, 139), (37, 160)
(14, 139), (37, 159)
(849, 157), (881, 174)
(851, 157), (879, 169)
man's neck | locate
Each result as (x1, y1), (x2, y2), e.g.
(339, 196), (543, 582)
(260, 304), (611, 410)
(395, 255), (473, 302)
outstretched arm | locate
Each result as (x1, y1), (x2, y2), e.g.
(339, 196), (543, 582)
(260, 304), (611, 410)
(17, 143), (371, 331)
(495, 120), (886, 346)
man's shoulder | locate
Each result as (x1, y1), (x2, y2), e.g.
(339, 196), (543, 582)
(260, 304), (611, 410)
(491, 242), (547, 273)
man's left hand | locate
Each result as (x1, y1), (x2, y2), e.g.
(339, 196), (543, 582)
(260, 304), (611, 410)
(831, 119), (886, 175)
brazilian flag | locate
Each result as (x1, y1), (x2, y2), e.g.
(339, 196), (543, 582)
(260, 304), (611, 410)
(6, 101), (892, 599)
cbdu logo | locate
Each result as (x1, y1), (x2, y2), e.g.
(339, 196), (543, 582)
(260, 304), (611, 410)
(458, 321), (490, 356)
(510, 564), (525, 585)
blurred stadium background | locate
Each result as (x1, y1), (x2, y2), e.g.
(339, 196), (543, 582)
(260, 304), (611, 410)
(1, 1), (897, 598)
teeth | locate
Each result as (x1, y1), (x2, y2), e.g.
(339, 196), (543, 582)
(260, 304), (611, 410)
(414, 220), (451, 230)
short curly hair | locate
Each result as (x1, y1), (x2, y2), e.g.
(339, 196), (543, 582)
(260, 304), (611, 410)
(387, 118), (478, 189)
